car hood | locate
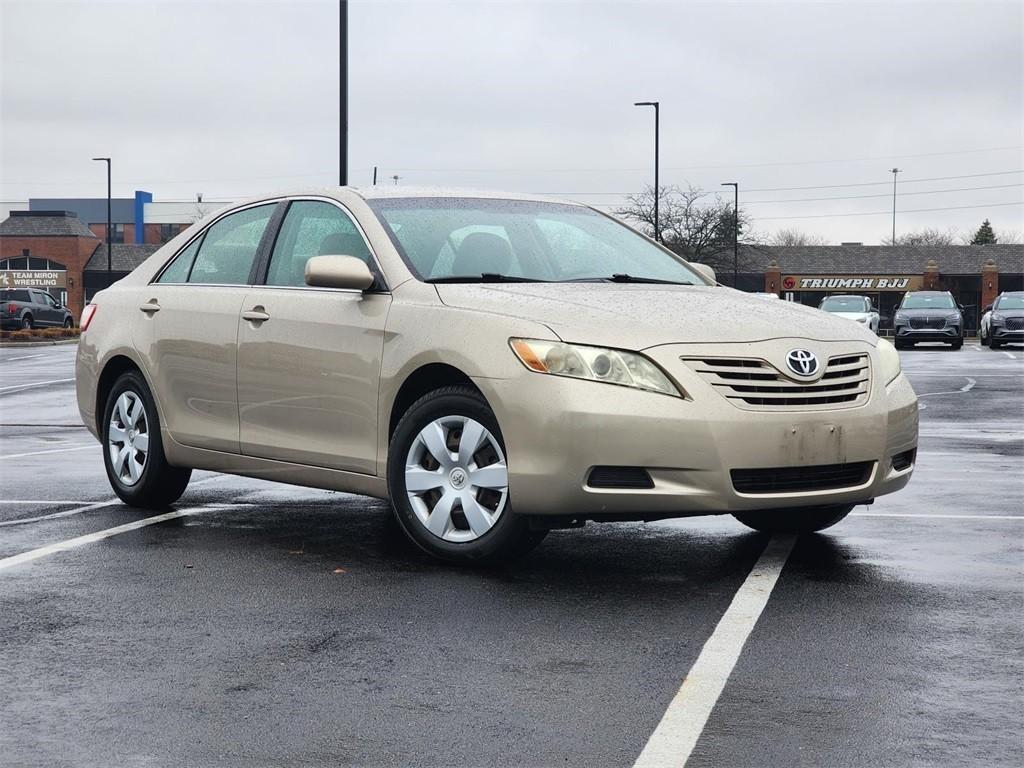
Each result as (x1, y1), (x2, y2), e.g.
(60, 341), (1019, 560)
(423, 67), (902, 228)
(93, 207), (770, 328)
(435, 283), (878, 348)
(993, 308), (1024, 317)
(828, 311), (873, 320)
(897, 307), (961, 316)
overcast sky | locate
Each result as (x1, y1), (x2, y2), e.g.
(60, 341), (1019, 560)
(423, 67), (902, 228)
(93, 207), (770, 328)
(2, 0), (1021, 243)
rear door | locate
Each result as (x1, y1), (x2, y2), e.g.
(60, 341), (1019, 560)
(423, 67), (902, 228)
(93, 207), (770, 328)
(133, 201), (282, 453)
(236, 199), (390, 474)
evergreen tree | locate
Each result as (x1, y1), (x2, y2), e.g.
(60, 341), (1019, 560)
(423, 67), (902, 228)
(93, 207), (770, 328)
(971, 219), (997, 245)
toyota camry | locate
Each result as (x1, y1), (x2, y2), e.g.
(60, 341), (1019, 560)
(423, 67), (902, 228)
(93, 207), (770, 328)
(75, 188), (919, 562)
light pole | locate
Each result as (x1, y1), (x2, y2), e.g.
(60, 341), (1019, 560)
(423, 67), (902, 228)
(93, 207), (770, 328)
(634, 101), (660, 242)
(339, 0), (348, 186)
(721, 182), (738, 287)
(889, 167), (901, 245)
(92, 157), (111, 277)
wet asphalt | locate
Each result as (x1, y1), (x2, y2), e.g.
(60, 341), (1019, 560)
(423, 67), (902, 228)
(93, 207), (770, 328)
(0, 341), (1021, 767)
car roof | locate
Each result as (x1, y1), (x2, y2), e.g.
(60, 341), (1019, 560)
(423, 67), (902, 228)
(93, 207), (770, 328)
(822, 294), (870, 299)
(349, 185), (586, 206)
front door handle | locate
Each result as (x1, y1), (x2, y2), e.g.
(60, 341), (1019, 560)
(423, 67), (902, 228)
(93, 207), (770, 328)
(242, 307), (270, 323)
(139, 300), (161, 314)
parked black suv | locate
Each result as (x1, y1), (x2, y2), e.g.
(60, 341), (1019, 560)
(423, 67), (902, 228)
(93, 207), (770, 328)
(0, 288), (75, 330)
(893, 290), (964, 349)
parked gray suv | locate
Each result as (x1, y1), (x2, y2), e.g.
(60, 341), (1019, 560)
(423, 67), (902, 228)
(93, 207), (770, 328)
(0, 288), (74, 330)
(893, 290), (964, 349)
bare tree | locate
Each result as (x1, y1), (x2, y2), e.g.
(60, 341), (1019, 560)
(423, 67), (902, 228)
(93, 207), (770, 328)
(769, 228), (829, 246)
(882, 227), (959, 246)
(995, 229), (1023, 244)
(616, 184), (762, 274)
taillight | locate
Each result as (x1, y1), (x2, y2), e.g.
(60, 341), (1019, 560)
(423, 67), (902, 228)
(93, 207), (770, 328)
(80, 304), (98, 331)
(6, 303), (15, 314)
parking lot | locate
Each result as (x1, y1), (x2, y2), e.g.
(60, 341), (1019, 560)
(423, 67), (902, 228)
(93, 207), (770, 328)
(1, 341), (1021, 767)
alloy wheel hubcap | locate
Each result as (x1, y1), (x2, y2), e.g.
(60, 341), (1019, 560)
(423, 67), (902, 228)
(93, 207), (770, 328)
(404, 415), (508, 543)
(108, 390), (149, 486)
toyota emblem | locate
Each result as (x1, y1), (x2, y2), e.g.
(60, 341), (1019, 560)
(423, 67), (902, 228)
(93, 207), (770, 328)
(785, 349), (819, 377)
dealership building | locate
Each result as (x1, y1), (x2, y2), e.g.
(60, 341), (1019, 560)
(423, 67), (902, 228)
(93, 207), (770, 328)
(1, 196), (1022, 331)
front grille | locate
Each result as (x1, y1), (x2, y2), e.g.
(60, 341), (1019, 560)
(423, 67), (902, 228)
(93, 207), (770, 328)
(731, 462), (873, 494)
(1005, 317), (1024, 331)
(683, 353), (870, 410)
(587, 466), (654, 489)
(909, 316), (946, 330)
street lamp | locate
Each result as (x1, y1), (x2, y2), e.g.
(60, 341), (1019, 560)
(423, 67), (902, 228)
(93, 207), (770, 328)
(92, 157), (111, 276)
(889, 167), (901, 245)
(339, 0), (348, 186)
(634, 101), (660, 242)
(721, 182), (739, 287)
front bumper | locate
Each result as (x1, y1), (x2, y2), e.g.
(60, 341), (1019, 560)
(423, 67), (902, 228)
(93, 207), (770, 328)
(895, 325), (961, 342)
(992, 326), (1024, 341)
(475, 339), (918, 518)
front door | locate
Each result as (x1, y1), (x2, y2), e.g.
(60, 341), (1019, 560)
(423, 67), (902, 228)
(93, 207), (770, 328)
(236, 200), (390, 474)
(133, 202), (280, 453)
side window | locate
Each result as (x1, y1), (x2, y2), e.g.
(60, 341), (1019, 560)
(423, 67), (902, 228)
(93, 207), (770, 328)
(265, 201), (373, 287)
(157, 238), (201, 283)
(42, 293), (58, 307)
(188, 204), (275, 285)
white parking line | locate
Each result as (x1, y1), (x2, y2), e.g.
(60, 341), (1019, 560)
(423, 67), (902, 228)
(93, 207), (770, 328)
(0, 378), (75, 394)
(633, 535), (796, 768)
(4, 354), (42, 361)
(0, 500), (101, 505)
(916, 377), (976, 410)
(0, 505), (226, 572)
(0, 475), (226, 527)
(0, 444), (95, 459)
(1003, 351), (1018, 360)
(852, 512), (1023, 520)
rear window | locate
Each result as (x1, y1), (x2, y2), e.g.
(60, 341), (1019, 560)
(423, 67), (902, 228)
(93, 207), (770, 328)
(0, 290), (31, 302)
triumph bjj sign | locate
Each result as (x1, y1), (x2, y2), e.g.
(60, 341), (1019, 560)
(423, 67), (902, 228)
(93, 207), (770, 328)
(781, 275), (923, 292)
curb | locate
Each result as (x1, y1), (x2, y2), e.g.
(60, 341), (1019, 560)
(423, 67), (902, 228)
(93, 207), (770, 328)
(0, 338), (80, 348)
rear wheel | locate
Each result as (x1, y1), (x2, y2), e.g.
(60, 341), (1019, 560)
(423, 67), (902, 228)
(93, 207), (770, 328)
(63, 318), (73, 329)
(21, 315), (32, 330)
(102, 370), (191, 509)
(732, 504), (854, 534)
(387, 385), (545, 563)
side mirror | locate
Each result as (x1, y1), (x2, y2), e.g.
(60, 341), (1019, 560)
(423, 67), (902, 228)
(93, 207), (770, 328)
(690, 263), (716, 284)
(983, 305), (993, 313)
(305, 255), (375, 291)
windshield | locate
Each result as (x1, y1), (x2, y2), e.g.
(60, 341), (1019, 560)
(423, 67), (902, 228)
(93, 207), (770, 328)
(995, 294), (1024, 310)
(900, 293), (956, 310)
(820, 296), (869, 312)
(366, 197), (707, 285)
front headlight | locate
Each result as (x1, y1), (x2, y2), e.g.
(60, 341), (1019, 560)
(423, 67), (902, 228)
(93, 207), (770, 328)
(510, 338), (684, 397)
(855, 315), (869, 323)
(876, 338), (902, 385)
(893, 311), (907, 324)
(991, 312), (1006, 326)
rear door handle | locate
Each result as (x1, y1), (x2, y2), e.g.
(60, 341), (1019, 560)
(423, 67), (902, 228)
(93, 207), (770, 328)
(139, 301), (161, 314)
(241, 308), (270, 323)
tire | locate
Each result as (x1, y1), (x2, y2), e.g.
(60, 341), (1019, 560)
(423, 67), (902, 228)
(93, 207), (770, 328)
(387, 385), (546, 564)
(989, 335), (1002, 350)
(894, 340), (910, 350)
(21, 315), (33, 330)
(733, 504), (854, 534)
(951, 338), (963, 350)
(980, 326), (988, 345)
(102, 370), (191, 509)
(63, 318), (73, 329)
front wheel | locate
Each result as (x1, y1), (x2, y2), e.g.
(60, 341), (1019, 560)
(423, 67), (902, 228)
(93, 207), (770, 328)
(102, 370), (191, 509)
(951, 338), (963, 350)
(732, 504), (854, 534)
(387, 385), (545, 563)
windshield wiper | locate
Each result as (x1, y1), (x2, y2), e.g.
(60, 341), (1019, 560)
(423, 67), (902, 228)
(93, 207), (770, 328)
(424, 273), (550, 284)
(606, 273), (693, 285)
